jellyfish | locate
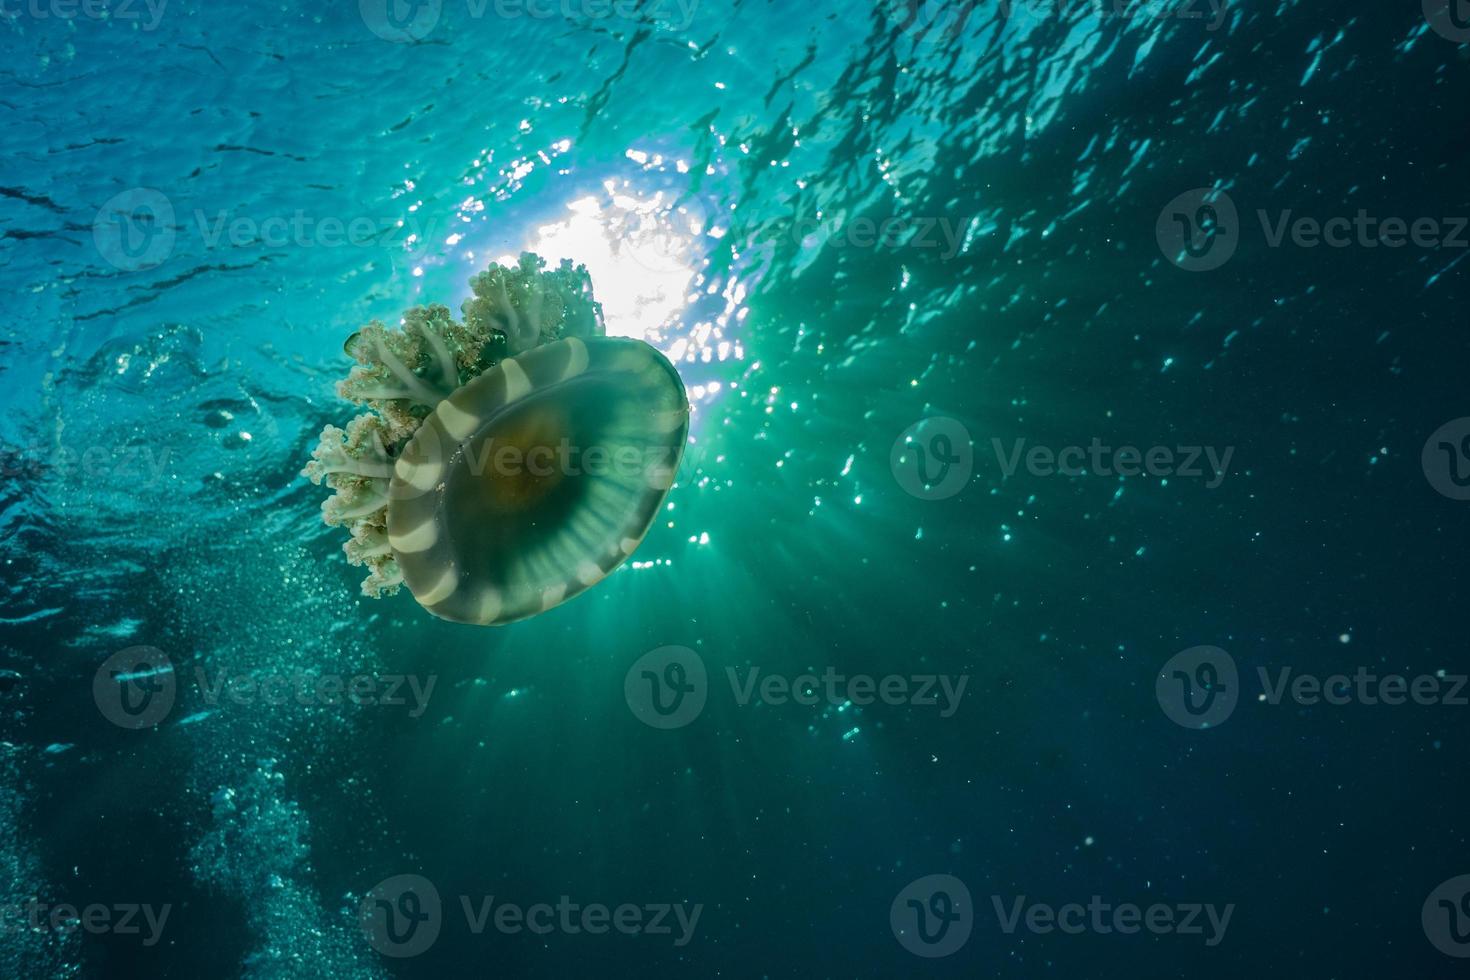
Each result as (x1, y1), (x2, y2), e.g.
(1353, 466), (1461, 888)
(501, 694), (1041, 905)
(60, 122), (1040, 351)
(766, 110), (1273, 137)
(302, 253), (689, 625)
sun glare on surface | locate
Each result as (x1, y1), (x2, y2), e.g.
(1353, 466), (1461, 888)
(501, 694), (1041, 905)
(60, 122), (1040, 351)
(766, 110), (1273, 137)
(504, 184), (705, 346)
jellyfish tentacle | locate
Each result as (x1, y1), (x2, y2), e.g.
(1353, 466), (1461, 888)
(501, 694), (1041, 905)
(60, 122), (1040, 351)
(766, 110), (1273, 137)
(352, 386), (431, 404)
(309, 450), (392, 480)
(302, 421), (396, 483)
(324, 459), (392, 480)
(493, 275), (542, 354)
(324, 486), (390, 522)
(493, 277), (524, 352)
(522, 282), (545, 351)
(363, 559), (404, 597)
(371, 332), (449, 407)
(345, 527), (393, 563)
(415, 317), (461, 392)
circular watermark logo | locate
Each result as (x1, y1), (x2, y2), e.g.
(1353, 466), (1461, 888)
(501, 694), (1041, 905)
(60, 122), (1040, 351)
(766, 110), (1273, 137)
(1422, 418), (1470, 501)
(891, 417), (973, 500)
(890, 874), (973, 958)
(1156, 645), (1238, 729)
(360, 0), (441, 42)
(360, 874), (442, 958)
(1424, 0), (1470, 42)
(624, 645), (707, 729)
(1423, 875), (1470, 957)
(93, 646), (176, 729)
(616, 195), (713, 277)
(1157, 188), (1238, 271)
(882, 0), (980, 46)
(93, 188), (176, 272)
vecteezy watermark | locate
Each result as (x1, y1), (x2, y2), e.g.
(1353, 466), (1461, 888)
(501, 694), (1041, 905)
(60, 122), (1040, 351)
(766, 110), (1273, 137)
(1423, 0), (1470, 43)
(191, 209), (450, 253)
(1422, 418), (1470, 500)
(0, 898), (171, 947)
(890, 875), (1233, 956)
(359, 0), (696, 42)
(1156, 187), (1239, 271)
(991, 895), (1234, 946)
(1255, 666), (1468, 708)
(359, 875), (702, 957)
(612, 193), (712, 276)
(448, 438), (678, 483)
(93, 188), (176, 273)
(1158, 187), (1469, 271)
(92, 191), (466, 272)
(1156, 646), (1238, 729)
(361, 875), (442, 958)
(891, 875), (973, 958)
(624, 648), (968, 729)
(1158, 646), (1469, 729)
(881, 0), (978, 44)
(0, 0), (166, 29)
(892, 421), (1231, 499)
(458, 896), (700, 946)
(727, 667), (968, 717)
(359, 0), (441, 41)
(193, 668), (437, 718)
(93, 646), (437, 728)
(472, 0), (697, 30)
(0, 442), (172, 487)
(891, 417), (974, 501)
(883, 0), (1227, 46)
(784, 212), (972, 261)
(991, 438), (1234, 488)
(624, 646), (708, 730)
(1036, 0), (1228, 28)
(1424, 875), (1470, 958)
(93, 647), (176, 729)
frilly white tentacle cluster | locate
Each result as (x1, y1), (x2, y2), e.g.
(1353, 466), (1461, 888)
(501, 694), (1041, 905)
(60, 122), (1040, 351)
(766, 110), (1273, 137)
(301, 253), (604, 598)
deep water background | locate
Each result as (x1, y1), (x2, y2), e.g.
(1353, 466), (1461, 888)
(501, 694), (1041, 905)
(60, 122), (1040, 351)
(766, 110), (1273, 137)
(2, 0), (1469, 977)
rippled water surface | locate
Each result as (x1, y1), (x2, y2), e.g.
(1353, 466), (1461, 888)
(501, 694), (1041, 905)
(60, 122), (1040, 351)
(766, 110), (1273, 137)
(2, 0), (1468, 976)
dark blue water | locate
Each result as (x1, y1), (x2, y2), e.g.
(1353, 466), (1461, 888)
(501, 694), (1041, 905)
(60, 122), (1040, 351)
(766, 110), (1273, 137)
(2, 0), (1469, 977)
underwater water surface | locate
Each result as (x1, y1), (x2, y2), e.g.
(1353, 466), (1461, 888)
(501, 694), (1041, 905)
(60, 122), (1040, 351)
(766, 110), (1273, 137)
(2, 0), (1469, 976)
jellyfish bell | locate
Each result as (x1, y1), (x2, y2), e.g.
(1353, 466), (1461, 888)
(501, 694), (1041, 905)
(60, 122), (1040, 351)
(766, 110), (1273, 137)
(302, 253), (689, 624)
(386, 335), (688, 625)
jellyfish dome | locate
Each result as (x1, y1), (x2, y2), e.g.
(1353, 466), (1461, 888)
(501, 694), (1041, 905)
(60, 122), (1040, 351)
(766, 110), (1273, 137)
(302, 253), (689, 626)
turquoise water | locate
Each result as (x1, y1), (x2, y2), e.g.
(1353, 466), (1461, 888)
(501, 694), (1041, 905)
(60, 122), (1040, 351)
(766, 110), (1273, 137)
(2, 0), (1469, 976)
